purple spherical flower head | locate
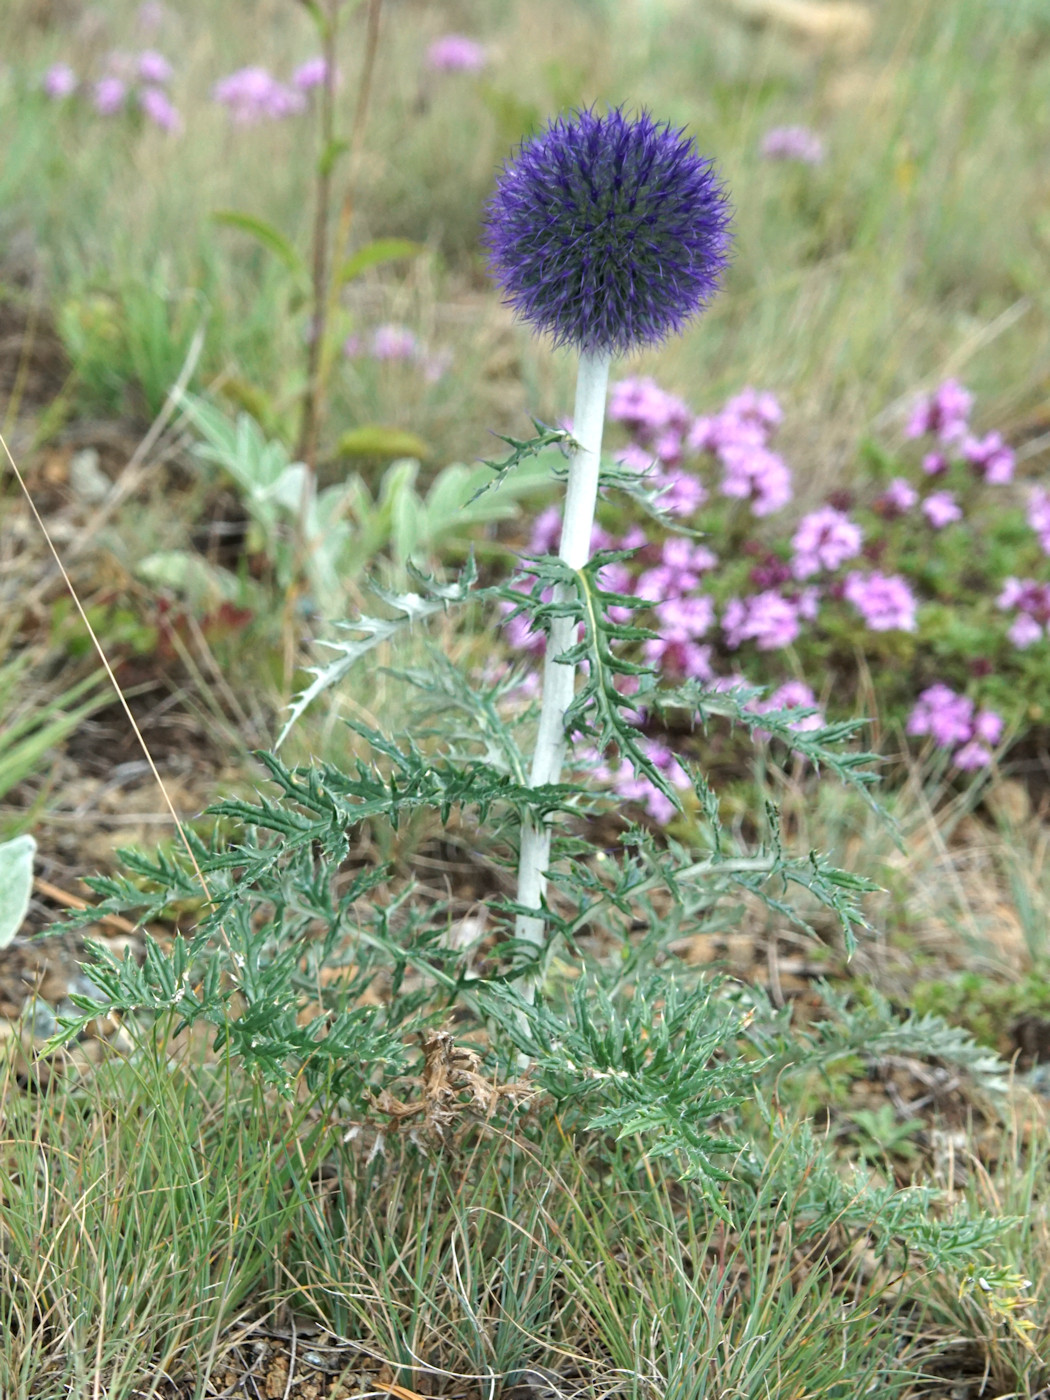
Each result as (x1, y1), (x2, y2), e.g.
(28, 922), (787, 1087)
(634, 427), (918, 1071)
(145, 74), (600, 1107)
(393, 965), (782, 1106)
(483, 107), (732, 356)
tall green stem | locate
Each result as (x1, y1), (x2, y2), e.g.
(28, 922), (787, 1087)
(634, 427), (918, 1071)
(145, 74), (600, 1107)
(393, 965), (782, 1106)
(515, 349), (612, 953)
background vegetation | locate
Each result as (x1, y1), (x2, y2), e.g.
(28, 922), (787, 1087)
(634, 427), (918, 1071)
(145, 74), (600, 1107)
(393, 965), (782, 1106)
(2, 0), (1050, 1395)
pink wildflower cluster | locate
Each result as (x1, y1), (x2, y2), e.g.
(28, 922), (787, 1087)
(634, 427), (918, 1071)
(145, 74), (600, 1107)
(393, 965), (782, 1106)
(343, 325), (451, 383)
(878, 477), (918, 515)
(906, 379), (972, 443)
(1028, 488), (1050, 555)
(43, 50), (181, 131)
(426, 35), (488, 72)
(841, 571), (917, 632)
(921, 490), (962, 529)
(213, 66), (312, 123)
(292, 58), (336, 92)
(723, 588), (818, 651)
(790, 506), (862, 579)
(997, 578), (1050, 648)
(907, 684), (1003, 770)
(500, 370), (1032, 818)
(606, 378), (920, 664)
(907, 379), (1014, 485)
(610, 378), (792, 519)
(760, 125), (825, 165)
(43, 63), (77, 99)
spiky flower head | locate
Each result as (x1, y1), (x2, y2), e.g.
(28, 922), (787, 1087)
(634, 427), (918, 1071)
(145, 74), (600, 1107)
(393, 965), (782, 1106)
(483, 106), (732, 356)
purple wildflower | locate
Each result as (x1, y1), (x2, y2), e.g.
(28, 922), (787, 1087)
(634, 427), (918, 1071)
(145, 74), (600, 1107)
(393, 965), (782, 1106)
(905, 379), (972, 443)
(426, 35), (488, 73)
(1028, 487), (1050, 554)
(652, 428), (685, 466)
(998, 577), (1050, 647)
(690, 408), (765, 456)
(719, 443), (793, 516)
(1010, 613), (1044, 648)
(637, 537), (717, 602)
(842, 571), (917, 631)
(653, 593), (715, 637)
(921, 490), (963, 529)
(760, 125), (825, 165)
(213, 67), (305, 124)
(137, 50), (172, 84)
(723, 591), (807, 651)
(879, 477), (918, 514)
(953, 741), (994, 771)
(609, 377), (692, 439)
(529, 506), (563, 555)
(907, 683), (1002, 770)
(43, 63), (77, 99)
(645, 592), (715, 679)
(371, 324), (420, 361)
(292, 57), (333, 91)
(961, 430), (1014, 484)
(791, 506), (863, 579)
(483, 107), (733, 355)
(138, 85), (181, 132)
(973, 709), (1004, 745)
(722, 386), (783, 432)
(922, 451), (949, 477)
(93, 76), (127, 115)
(907, 684), (974, 747)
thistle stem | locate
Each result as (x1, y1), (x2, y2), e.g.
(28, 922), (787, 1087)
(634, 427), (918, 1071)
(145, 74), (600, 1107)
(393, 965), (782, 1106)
(515, 348), (612, 952)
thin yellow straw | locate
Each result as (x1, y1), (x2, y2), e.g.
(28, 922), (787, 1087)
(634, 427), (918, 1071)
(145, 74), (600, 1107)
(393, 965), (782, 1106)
(0, 428), (212, 905)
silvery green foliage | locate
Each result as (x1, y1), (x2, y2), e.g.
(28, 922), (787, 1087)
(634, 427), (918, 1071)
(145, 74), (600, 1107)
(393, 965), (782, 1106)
(0, 834), (35, 949)
(55, 547), (986, 1101)
(47, 441), (1013, 1286)
(276, 563), (483, 747)
(174, 396), (550, 616)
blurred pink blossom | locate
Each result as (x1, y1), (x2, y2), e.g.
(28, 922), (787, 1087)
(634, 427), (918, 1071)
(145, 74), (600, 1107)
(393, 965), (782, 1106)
(906, 379), (972, 443)
(921, 491), (962, 529)
(138, 85), (181, 132)
(842, 571), (916, 631)
(137, 50), (172, 84)
(426, 35), (488, 73)
(213, 67), (306, 123)
(293, 57), (336, 91)
(760, 125), (825, 164)
(791, 506), (863, 578)
(879, 478), (918, 514)
(93, 76), (127, 115)
(43, 63), (77, 99)
(1028, 487), (1050, 554)
(371, 324), (420, 361)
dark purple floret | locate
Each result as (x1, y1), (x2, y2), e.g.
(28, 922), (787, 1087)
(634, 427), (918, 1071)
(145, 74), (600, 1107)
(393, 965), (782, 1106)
(483, 106), (733, 355)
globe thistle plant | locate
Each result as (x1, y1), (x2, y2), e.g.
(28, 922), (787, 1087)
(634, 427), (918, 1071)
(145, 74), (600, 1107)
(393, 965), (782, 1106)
(483, 106), (732, 951)
(484, 106), (732, 358)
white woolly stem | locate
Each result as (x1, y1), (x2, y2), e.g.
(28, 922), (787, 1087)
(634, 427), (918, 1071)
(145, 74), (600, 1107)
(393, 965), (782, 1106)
(515, 348), (612, 958)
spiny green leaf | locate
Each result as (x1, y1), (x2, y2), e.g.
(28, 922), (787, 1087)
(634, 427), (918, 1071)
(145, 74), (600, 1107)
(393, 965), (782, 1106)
(470, 423), (572, 503)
